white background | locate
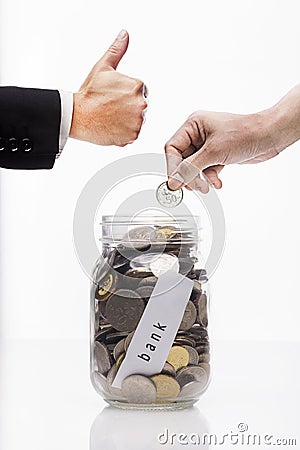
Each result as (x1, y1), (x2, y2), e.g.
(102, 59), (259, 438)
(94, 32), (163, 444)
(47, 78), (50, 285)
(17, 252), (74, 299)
(1, 0), (300, 343)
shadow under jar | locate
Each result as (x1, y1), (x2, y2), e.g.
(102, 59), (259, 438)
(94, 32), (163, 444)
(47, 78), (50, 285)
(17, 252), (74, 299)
(90, 215), (211, 410)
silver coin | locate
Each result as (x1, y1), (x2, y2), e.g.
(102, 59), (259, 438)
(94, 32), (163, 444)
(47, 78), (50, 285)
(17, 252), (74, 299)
(191, 280), (202, 302)
(106, 364), (123, 397)
(150, 253), (180, 277)
(161, 362), (176, 377)
(176, 366), (208, 391)
(199, 362), (211, 379)
(197, 293), (208, 327)
(156, 181), (183, 208)
(93, 371), (108, 391)
(124, 330), (135, 352)
(123, 226), (156, 250)
(138, 276), (158, 287)
(105, 289), (145, 332)
(182, 345), (199, 365)
(130, 253), (157, 270)
(113, 338), (126, 361)
(179, 301), (197, 331)
(121, 375), (157, 404)
(178, 380), (206, 398)
(136, 285), (154, 299)
(94, 341), (112, 375)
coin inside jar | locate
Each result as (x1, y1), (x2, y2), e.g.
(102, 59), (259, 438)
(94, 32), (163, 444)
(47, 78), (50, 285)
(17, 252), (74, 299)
(121, 375), (157, 404)
(176, 365), (208, 390)
(197, 293), (208, 327)
(96, 272), (117, 301)
(179, 301), (197, 331)
(123, 226), (156, 250)
(156, 181), (183, 208)
(150, 253), (180, 277)
(138, 276), (158, 288)
(105, 289), (145, 332)
(94, 341), (112, 375)
(154, 225), (179, 241)
(167, 346), (190, 371)
(151, 374), (181, 401)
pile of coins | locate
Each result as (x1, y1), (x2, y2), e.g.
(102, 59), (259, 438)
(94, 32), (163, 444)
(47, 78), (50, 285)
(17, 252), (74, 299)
(91, 224), (210, 405)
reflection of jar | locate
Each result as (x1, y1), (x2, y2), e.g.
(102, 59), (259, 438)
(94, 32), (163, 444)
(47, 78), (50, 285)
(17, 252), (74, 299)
(90, 215), (211, 410)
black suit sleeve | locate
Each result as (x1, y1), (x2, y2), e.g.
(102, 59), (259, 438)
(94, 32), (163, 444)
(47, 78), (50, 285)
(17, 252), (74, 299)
(0, 87), (61, 169)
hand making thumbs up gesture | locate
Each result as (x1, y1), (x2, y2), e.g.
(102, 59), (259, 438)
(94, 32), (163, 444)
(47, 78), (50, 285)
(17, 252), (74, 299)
(70, 30), (148, 147)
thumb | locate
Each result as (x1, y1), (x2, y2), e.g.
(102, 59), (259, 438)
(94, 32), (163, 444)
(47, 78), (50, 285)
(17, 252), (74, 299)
(98, 29), (129, 70)
(168, 145), (215, 190)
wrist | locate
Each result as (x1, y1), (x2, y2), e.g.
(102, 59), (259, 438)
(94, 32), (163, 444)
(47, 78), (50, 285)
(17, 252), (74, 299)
(69, 92), (85, 141)
(248, 104), (297, 156)
(256, 85), (300, 153)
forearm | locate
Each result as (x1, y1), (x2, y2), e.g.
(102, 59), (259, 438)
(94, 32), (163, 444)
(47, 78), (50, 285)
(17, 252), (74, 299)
(256, 85), (300, 154)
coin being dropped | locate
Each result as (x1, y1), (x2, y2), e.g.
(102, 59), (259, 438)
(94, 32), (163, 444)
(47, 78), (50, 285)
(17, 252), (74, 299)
(122, 375), (157, 404)
(156, 181), (183, 208)
(150, 253), (180, 277)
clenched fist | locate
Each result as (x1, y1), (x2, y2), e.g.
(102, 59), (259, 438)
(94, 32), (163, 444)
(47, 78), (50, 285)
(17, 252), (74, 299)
(70, 30), (147, 147)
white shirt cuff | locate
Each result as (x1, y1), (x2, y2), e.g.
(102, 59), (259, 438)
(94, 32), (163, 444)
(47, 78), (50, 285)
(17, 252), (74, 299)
(57, 90), (73, 158)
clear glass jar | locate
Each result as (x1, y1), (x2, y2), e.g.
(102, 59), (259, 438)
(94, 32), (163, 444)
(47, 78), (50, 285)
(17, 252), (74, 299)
(90, 214), (211, 410)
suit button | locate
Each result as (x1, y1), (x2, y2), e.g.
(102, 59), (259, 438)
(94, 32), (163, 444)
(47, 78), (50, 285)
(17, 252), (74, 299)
(0, 137), (5, 151)
(8, 138), (18, 151)
(21, 138), (32, 152)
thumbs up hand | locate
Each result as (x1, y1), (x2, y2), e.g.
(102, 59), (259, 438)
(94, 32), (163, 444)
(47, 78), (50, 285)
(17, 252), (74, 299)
(70, 30), (148, 147)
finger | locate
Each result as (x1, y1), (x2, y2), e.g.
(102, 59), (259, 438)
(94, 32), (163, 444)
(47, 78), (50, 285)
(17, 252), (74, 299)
(165, 117), (205, 174)
(98, 29), (129, 70)
(168, 144), (216, 189)
(166, 118), (208, 190)
(203, 165), (224, 189)
(185, 174), (210, 193)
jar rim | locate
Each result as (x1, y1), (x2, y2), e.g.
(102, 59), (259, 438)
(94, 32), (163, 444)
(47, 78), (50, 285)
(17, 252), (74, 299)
(99, 215), (201, 244)
(100, 214), (201, 225)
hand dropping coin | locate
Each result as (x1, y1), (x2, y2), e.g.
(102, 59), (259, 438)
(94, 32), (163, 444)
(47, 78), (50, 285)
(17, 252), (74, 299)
(156, 181), (183, 208)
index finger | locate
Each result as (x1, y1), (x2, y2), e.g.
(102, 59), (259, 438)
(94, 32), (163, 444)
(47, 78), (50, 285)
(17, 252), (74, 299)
(164, 118), (206, 176)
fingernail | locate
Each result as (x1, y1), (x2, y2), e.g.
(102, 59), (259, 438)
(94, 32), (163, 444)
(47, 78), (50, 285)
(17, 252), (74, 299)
(168, 173), (184, 190)
(117, 29), (127, 40)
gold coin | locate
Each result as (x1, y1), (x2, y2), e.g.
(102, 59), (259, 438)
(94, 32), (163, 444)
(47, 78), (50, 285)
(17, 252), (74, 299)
(151, 374), (180, 401)
(167, 346), (189, 371)
(155, 226), (178, 241)
(98, 274), (113, 295)
(116, 352), (125, 370)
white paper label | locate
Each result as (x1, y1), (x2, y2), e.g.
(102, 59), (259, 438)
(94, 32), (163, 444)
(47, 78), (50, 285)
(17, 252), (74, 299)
(112, 270), (194, 388)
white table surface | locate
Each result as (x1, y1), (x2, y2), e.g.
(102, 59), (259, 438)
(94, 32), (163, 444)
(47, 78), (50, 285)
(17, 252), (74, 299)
(0, 339), (299, 450)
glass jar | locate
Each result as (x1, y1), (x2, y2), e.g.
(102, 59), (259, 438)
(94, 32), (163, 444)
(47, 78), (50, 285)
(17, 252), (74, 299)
(90, 214), (211, 410)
